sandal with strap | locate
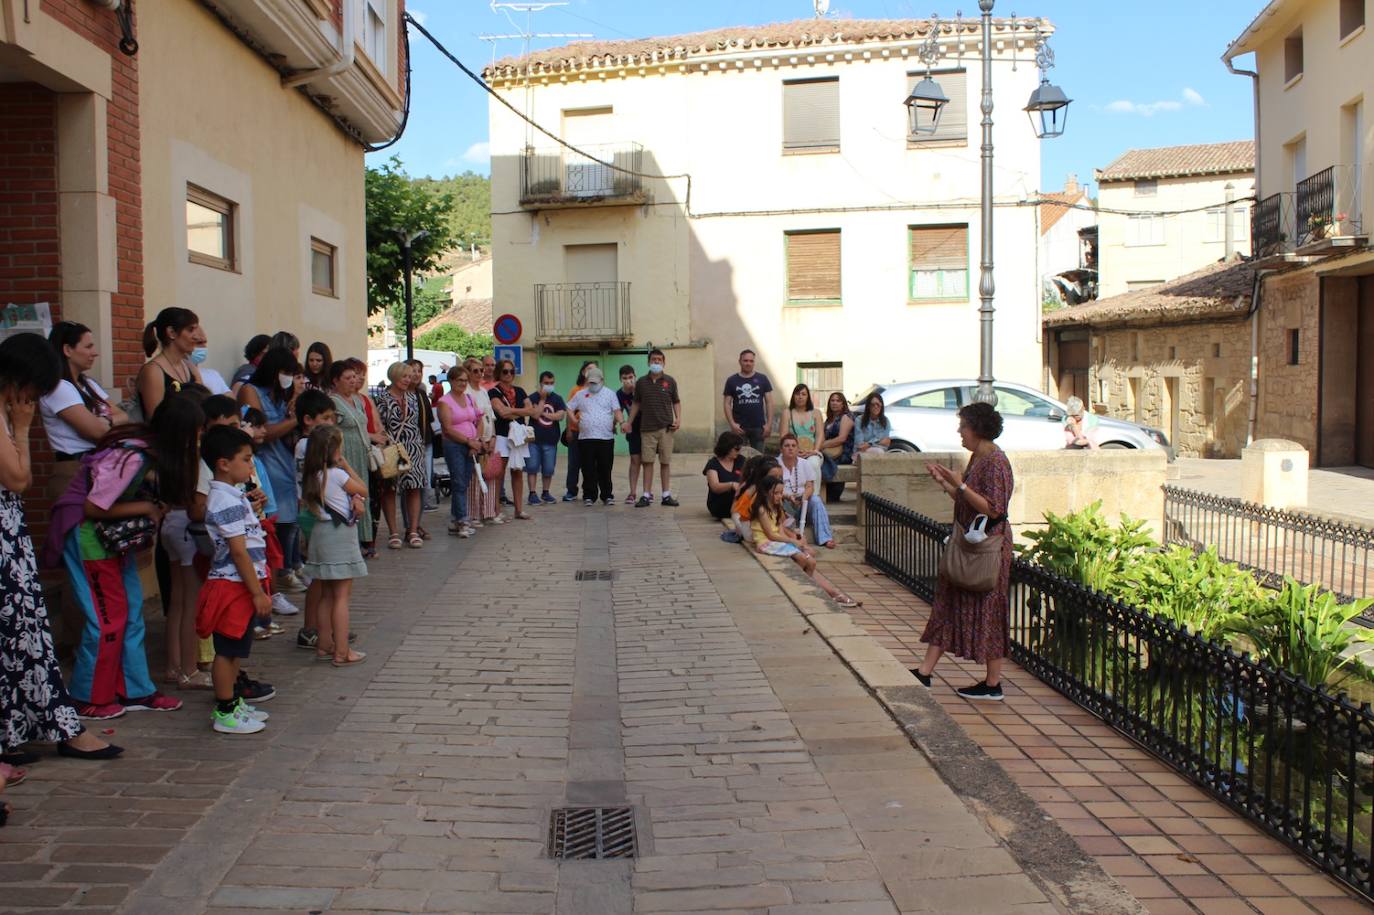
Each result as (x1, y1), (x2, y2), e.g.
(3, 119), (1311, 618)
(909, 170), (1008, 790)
(388, 535), (402, 550)
(407, 532), (424, 548)
(833, 593), (862, 608)
(0, 763), (27, 787)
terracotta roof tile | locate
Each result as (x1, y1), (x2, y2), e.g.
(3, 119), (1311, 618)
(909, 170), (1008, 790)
(1043, 258), (1258, 329)
(1039, 190), (1089, 235)
(483, 17), (1051, 79)
(1096, 141), (1255, 183)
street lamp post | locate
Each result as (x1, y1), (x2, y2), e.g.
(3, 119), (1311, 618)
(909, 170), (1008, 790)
(392, 227), (429, 361)
(904, 2), (1070, 407)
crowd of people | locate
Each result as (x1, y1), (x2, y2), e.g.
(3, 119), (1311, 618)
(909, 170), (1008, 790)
(0, 329), (1010, 819)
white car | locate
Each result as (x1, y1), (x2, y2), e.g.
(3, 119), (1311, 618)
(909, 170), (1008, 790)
(852, 379), (1173, 457)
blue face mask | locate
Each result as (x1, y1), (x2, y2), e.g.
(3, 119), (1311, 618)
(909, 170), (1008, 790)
(190, 346), (209, 365)
(648, 363), (664, 374)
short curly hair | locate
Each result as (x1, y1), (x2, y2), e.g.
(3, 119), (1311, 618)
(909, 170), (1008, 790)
(958, 401), (1003, 441)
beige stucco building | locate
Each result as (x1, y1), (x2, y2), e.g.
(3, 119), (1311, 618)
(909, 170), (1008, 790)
(1096, 142), (1255, 298)
(485, 18), (1053, 449)
(1225, 0), (1374, 467)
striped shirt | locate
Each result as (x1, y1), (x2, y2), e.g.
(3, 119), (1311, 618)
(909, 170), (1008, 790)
(205, 480), (268, 582)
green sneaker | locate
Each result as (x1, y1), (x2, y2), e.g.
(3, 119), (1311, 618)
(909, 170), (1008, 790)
(212, 706), (265, 734)
(232, 698), (269, 722)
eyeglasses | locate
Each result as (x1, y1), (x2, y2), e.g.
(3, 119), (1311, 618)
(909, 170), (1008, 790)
(500, 369), (514, 376)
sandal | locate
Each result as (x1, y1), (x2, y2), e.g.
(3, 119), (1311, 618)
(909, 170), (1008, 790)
(332, 650), (368, 668)
(407, 532), (424, 548)
(418, 527), (431, 540)
(177, 670), (213, 690)
(833, 593), (862, 608)
(162, 669), (180, 685)
(0, 763), (27, 787)
(515, 512), (533, 520)
(388, 535), (402, 550)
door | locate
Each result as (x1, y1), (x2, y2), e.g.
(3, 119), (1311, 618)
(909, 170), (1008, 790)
(1358, 277), (1374, 467)
(562, 244), (619, 336)
(562, 107), (614, 196)
(988, 385), (1067, 451)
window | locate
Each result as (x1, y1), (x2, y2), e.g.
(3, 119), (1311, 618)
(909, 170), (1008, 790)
(1289, 328), (1301, 365)
(364, 0), (387, 72)
(1342, 0), (1365, 40)
(992, 386), (1059, 418)
(798, 362), (843, 394)
(785, 230), (841, 304)
(1213, 342), (1222, 358)
(908, 225), (969, 300)
(311, 238), (337, 297)
(186, 184), (235, 271)
(1134, 179), (1158, 197)
(782, 77), (840, 152)
(1205, 206), (1250, 243)
(892, 388), (959, 410)
(1285, 29), (1304, 83)
(1125, 215), (1166, 247)
(906, 69), (967, 144)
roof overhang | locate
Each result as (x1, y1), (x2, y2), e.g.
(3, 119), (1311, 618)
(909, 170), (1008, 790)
(1224, 0), (1301, 61)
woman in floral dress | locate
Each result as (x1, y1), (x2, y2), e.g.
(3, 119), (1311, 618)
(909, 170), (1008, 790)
(0, 334), (121, 777)
(909, 401), (1015, 702)
(375, 362), (427, 549)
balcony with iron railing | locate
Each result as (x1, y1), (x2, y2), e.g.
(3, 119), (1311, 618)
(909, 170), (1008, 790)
(1295, 165), (1366, 251)
(519, 143), (649, 209)
(534, 282), (632, 345)
(1251, 192), (1294, 257)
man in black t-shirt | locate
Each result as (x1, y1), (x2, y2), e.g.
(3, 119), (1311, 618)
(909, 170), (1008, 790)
(722, 349), (774, 451)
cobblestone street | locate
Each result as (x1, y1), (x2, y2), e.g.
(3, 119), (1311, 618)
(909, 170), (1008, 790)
(2, 472), (1135, 914)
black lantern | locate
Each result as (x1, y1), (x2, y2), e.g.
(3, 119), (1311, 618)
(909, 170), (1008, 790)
(905, 76), (949, 136)
(1025, 78), (1071, 139)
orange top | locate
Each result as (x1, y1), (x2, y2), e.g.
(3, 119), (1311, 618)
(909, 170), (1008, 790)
(566, 384), (586, 431)
(731, 487), (756, 521)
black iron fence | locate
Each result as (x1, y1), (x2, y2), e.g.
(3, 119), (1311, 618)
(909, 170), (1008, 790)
(520, 143), (645, 203)
(1252, 192), (1290, 256)
(862, 493), (1374, 901)
(1297, 166), (1336, 246)
(534, 282), (631, 342)
(1164, 485), (1374, 615)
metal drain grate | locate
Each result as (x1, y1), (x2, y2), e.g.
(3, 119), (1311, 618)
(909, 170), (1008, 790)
(574, 569), (614, 581)
(548, 806), (638, 859)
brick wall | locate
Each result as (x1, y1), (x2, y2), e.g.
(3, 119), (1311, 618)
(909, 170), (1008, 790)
(0, 85), (60, 312)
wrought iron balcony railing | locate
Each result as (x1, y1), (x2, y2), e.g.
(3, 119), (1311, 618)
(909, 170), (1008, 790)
(520, 144), (647, 207)
(1251, 192), (1292, 257)
(534, 282), (631, 342)
(1296, 166), (1336, 246)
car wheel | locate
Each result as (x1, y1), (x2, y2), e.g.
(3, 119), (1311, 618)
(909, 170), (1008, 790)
(888, 440), (920, 454)
(1101, 442), (1133, 450)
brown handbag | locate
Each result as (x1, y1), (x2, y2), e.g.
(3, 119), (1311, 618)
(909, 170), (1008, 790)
(938, 515), (1005, 593)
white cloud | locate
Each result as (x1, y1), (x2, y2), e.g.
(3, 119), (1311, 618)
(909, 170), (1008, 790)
(409, 8), (427, 25)
(1105, 88), (1207, 117)
(462, 141), (490, 165)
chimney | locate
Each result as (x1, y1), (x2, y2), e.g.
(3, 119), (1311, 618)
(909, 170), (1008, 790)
(1064, 173), (1079, 195)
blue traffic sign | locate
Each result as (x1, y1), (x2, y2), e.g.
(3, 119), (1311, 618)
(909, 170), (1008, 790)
(494, 345), (523, 376)
(493, 313), (523, 345)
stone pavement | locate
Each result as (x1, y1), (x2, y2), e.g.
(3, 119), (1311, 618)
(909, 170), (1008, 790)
(1173, 458), (1374, 525)
(3, 470), (1134, 914)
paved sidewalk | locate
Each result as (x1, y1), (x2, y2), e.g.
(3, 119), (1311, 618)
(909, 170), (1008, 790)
(1173, 459), (1374, 525)
(2, 475), (1130, 913)
(819, 560), (1371, 915)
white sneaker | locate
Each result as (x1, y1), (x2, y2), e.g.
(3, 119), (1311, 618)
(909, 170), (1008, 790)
(293, 569), (313, 588)
(275, 571), (306, 594)
(212, 707), (266, 734)
(232, 698), (269, 721)
(458, 526), (472, 539)
(271, 592), (300, 615)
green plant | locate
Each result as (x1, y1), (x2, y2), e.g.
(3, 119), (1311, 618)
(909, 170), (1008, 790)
(1116, 546), (1262, 642)
(415, 324), (494, 358)
(1019, 501), (1155, 594)
(1242, 578), (1374, 689)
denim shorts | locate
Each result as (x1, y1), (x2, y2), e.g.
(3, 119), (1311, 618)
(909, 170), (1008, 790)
(524, 442), (558, 477)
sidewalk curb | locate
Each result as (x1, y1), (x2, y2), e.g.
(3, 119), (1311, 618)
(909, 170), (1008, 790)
(745, 545), (1147, 915)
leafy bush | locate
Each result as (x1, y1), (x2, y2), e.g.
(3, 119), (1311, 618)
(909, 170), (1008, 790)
(1018, 501), (1155, 595)
(415, 324), (494, 358)
(1243, 578), (1374, 689)
(1116, 546), (1262, 642)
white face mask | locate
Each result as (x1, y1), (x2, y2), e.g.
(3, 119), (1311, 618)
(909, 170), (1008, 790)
(542, 384), (556, 394)
(587, 381), (603, 393)
(278, 373), (295, 391)
(648, 363), (664, 374)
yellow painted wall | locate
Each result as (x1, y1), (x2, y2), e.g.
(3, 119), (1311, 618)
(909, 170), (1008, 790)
(140, 0), (368, 378)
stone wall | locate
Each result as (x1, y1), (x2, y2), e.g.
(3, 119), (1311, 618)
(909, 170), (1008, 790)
(1085, 321), (1251, 458)
(1255, 270), (1320, 453)
(855, 449), (1168, 547)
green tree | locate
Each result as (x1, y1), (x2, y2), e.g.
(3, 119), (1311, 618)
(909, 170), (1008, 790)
(415, 324), (494, 358)
(365, 157), (457, 316)
(390, 273), (450, 331)
(413, 171), (491, 248)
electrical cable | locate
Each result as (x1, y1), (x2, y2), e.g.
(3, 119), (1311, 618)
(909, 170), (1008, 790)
(363, 11), (414, 152)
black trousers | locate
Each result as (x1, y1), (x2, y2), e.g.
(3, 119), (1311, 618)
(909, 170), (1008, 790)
(579, 438), (614, 502)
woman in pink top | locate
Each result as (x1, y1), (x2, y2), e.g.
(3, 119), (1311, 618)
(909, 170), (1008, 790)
(438, 364), (483, 537)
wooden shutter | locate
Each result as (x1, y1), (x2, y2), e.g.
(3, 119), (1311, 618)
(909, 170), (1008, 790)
(783, 78), (840, 150)
(907, 69), (967, 143)
(787, 231), (841, 301)
(910, 225), (967, 271)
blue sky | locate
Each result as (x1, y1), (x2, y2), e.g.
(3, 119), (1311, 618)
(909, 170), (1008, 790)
(371, 0), (1260, 195)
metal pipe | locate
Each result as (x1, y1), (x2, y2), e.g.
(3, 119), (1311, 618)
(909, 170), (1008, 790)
(974, 0), (998, 406)
(282, 0), (357, 88)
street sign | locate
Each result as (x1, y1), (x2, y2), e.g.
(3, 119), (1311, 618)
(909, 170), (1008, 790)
(494, 344), (524, 376)
(493, 313), (523, 345)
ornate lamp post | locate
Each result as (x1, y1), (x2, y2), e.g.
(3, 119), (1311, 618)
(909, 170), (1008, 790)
(903, 2), (1071, 406)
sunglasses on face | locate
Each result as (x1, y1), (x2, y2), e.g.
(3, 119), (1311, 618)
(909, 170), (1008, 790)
(500, 369), (514, 376)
